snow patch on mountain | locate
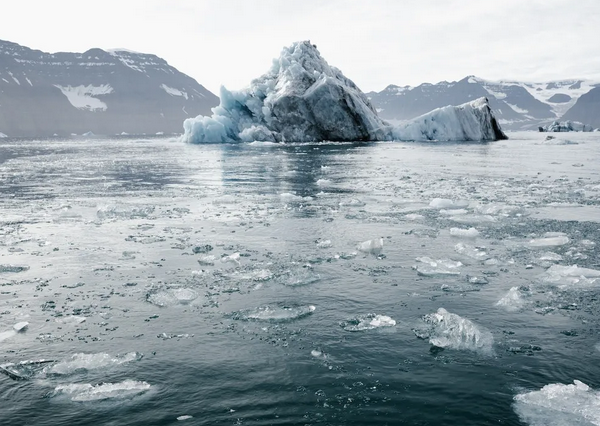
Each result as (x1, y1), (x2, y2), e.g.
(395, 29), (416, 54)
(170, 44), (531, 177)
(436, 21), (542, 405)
(54, 84), (113, 111)
(160, 84), (188, 99)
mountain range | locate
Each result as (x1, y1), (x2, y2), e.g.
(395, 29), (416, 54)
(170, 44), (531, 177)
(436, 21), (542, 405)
(0, 39), (218, 138)
(1, 38), (599, 138)
(367, 76), (600, 130)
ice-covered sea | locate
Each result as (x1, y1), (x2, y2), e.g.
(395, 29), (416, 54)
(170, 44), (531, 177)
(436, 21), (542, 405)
(1, 132), (599, 425)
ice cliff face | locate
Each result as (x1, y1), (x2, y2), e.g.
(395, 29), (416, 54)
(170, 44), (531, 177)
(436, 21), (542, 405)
(182, 41), (507, 143)
(182, 41), (390, 143)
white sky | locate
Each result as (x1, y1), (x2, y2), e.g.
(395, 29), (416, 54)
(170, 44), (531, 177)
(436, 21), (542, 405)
(3, 0), (600, 94)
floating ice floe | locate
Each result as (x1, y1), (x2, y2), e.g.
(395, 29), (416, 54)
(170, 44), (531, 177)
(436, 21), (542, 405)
(339, 198), (366, 207)
(279, 267), (320, 287)
(182, 41), (506, 143)
(177, 415), (194, 421)
(429, 199), (469, 210)
(13, 321), (29, 332)
(496, 287), (527, 312)
(404, 214), (424, 221)
(340, 314), (396, 332)
(0, 264), (30, 273)
(0, 360), (56, 380)
(450, 227), (480, 239)
(51, 380), (152, 402)
(197, 255), (216, 266)
(357, 238), (384, 255)
(0, 322), (30, 342)
(539, 265), (600, 289)
(55, 316), (87, 325)
(230, 304), (316, 322)
(454, 243), (489, 260)
(146, 287), (200, 307)
(448, 214), (497, 225)
(0, 352), (143, 380)
(96, 205), (155, 220)
(316, 239), (333, 249)
(529, 235), (570, 248)
(419, 308), (494, 355)
(46, 352), (143, 376)
(513, 380), (600, 426)
(413, 256), (462, 277)
(221, 253), (241, 266)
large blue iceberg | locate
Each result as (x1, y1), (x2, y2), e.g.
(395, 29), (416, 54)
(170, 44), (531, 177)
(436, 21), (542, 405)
(182, 41), (506, 143)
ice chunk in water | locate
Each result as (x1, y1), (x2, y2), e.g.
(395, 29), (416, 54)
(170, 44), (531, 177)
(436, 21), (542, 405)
(429, 198), (468, 209)
(198, 255), (216, 266)
(450, 227), (480, 239)
(230, 304), (316, 322)
(177, 415), (193, 421)
(496, 287), (527, 312)
(454, 243), (489, 260)
(316, 239), (333, 249)
(539, 252), (563, 262)
(540, 265), (600, 289)
(52, 380), (152, 402)
(514, 380), (600, 426)
(280, 267), (320, 287)
(55, 316), (86, 325)
(221, 253), (241, 265)
(529, 236), (570, 248)
(340, 314), (396, 332)
(414, 256), (462, 277)
(420, 308), (494, 355)
(13, 322), (29, 332)
(0, 264), (30, 273)
(357, 238), (383, 255)
(146, 287), (200, 307)
(0, 359), (56, 380)
(46, 352), (143, 376)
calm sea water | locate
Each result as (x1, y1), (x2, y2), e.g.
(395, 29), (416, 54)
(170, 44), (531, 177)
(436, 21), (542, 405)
(1, 132), (599, 425)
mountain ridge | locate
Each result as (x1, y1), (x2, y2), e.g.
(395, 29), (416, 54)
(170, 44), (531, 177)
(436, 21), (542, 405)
(0, 39), (219, 138)
(368, 75), (599, 130)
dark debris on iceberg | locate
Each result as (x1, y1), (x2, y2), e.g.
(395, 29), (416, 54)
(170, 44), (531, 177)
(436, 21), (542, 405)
(182, 41), (507, 143)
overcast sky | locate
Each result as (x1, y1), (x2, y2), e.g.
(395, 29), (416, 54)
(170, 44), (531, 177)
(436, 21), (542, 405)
(3, 0), (600, 94)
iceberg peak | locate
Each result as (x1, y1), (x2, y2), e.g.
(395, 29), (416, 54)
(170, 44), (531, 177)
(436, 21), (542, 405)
(182, 41), (507, 143)
(182, 41), (391, 143)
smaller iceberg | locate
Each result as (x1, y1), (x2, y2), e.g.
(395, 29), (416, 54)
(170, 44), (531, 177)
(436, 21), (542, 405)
(496, 287), (527, 312)
(340, 314), (396, 332)
(418, 308), (494, 355)
(229, 304), (316, 322)
(393, 98), (507, 142)
(539, 121), (595, 132)
(51, 380), (152, 402)
(514, 380), (600, 426)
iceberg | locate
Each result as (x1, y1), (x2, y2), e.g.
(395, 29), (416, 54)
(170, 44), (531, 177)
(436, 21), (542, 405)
(419, 308), (494, 355)
(182, 41), (507, 143)
(393, 97), (507, 142)
(514, 380), (600, 426)
(539, 121), (595, 132)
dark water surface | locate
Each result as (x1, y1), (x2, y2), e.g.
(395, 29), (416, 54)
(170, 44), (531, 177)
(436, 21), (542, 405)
(1, 132), (600, 425)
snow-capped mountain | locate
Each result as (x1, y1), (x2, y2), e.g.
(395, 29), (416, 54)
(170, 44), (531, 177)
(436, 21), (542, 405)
(368, 76), (599, 130)
(561, 86), (600, 129)
(0, 39), (218, 138)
